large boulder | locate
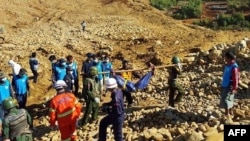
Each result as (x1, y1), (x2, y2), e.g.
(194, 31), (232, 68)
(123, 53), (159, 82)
(235, 39), (250, 57)
(205, 132), (223, 141)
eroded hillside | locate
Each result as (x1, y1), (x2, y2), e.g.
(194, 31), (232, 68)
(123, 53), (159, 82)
(0, 0), (250, 140)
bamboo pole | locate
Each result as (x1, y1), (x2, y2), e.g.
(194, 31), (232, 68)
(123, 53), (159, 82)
(99, 63), (187, 74)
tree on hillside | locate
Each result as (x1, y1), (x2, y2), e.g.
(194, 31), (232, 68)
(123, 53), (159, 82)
(176, 0), (202, 19)
(150, 0), (178, 10)
(217, 14), (229, 27)
(230, 12), (245, 25)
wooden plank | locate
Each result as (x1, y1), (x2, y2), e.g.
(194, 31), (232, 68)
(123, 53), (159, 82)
(99, 63), (187, 74)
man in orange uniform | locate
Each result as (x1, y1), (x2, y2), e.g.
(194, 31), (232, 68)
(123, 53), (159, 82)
(49, 80), (82, 141)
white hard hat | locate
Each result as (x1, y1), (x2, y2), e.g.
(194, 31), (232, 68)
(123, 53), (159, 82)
(105, 78), (117, 89)
(54, 80), (67, 89)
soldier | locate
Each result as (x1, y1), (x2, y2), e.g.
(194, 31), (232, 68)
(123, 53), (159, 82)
(99, 78), (124, 141)
(80, 66), (100, 126)
(2, 97), (33, 141)
(168, 56), (185, 108)
(49, 80), (82, 141)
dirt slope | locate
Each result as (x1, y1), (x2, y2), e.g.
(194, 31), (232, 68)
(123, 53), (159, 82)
(0, 0), (249, 139)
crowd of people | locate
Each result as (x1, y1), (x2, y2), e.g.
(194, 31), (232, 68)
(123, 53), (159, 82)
(0, 50), (240, 141)
(0, 52), (39, 141)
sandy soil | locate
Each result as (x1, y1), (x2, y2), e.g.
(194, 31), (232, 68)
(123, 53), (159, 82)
(0, 0), (249, 138)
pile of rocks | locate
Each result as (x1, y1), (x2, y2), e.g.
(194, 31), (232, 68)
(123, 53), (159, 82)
(33, 39), (250, 141)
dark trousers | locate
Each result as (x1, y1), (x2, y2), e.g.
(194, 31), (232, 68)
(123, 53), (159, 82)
(74, 78), (79, 96)
(16, 93), (27, 108)
(99, 114), (124, 141)
(31, 69), (38, 83)
(122, 90), (133, 105)
(169, 80), (184, 107)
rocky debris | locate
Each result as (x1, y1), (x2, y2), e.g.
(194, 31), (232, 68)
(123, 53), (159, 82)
(0, 25), (4, 34)
(182, 39), (250, 72)
(1, 8), (250, 140)
(2, 33), (249, 141)
(0, 37), (4, 44)
(0, 0), (249, 140)
(54, 38), (250, 141)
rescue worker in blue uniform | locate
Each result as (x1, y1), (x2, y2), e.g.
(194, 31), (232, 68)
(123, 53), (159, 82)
(12, 68), (30, 108)
(66, 55), (79, 95)
(99, 78), (124, 141)
(0, 71), (14, 120)
(54, 58), (67, 81)
(101, 55), (113, 80)
(92, 55), (104, 95)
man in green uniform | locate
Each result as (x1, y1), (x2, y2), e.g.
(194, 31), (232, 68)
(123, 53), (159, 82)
(168, 56), (185, 108)
(2, 97), (33, 141)
(81, 66), (100, 126)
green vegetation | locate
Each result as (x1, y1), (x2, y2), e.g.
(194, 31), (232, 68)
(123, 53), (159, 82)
(227, 0), (250, 10)
(150, 0), (178, 10)
(173, 0), (202, 19)
(150, 0), (202, 19)
(194, 12), (250, 30)
(150, 0), (250, 30)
